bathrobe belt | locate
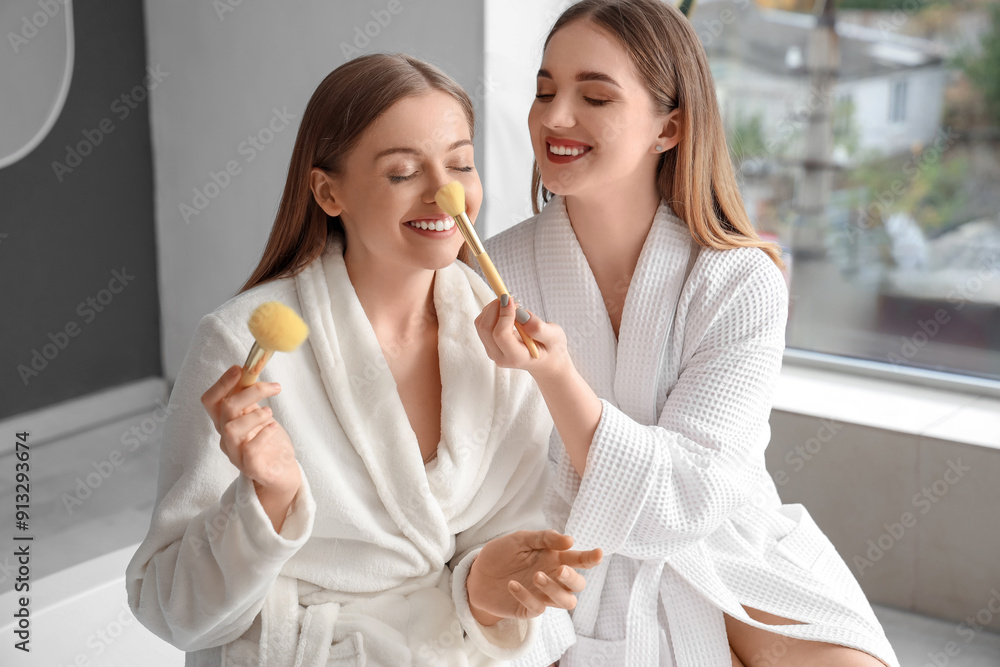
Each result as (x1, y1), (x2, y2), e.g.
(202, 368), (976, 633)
(572, 557), (732, 666)
(257, 575), (332, 667)
(254, 571), (463, 667)
(255, 575), (364, 667)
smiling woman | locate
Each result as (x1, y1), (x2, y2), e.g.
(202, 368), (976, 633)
(124, 53), (600, 667)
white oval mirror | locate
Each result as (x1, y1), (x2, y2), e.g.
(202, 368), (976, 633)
(0, 0), (74, 169)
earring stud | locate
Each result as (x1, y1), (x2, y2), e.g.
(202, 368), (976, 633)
(655, 145), (664, 152)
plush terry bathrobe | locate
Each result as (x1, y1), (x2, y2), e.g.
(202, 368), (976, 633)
(125, 232), (576, 666)
(485, 196), (900, 667)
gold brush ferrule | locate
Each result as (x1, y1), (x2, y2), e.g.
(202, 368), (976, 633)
(240, 341), (274, 387)
(454, 211), (485, 255)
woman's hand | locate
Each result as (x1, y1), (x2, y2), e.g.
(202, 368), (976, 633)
(466, 529), (602, 624)
(476, 297), (603, 479)
(201, 364), (302, 532)
(474, 297), (571, 383)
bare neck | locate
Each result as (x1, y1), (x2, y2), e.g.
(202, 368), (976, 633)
(563, 177), (662, 279)
(343, 248), (438, 341)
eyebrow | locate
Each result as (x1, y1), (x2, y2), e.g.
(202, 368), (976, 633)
(536, 69), (622, 89)
(373, 139), (473, 161)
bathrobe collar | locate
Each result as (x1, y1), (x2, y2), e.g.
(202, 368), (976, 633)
(534, 195), (699, 425)
(293, 233), (497, 563)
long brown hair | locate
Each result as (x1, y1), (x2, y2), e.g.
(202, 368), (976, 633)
(531, 0), (785, 270)
(238, 54), (476, 295)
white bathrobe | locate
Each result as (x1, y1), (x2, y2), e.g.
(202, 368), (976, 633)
(485, 196), (900, 667)
(125, 232), (577, 666)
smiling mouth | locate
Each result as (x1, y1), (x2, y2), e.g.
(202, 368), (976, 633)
(547, 143), (592, 157)
(405, 218), (456, 232)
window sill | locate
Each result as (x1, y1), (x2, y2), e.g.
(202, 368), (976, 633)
(775, 355), (1000, 451)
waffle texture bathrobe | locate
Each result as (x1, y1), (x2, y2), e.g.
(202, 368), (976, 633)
(125, 232), (576, 666)
(486, 196), (900, 667)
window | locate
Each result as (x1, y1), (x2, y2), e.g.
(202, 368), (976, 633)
(889, 79), (908, 124)
(708, 2), (1000, 384)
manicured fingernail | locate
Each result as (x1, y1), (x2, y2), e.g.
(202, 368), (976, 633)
(536, 572), (548, 584)
(228, 366), (240, 377)
(270, 382), (281, 390)
(500, 294), (509, 308)
(515, 307), (530, 324)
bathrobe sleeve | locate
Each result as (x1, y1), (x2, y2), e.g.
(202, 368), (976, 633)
(448, 366), (576, 663)
(562, 260), (788, 560)
(126, 312), (317, 652)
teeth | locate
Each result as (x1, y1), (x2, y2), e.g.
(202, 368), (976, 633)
(549, 143), (588, 156)
(407, 218), (455, 231)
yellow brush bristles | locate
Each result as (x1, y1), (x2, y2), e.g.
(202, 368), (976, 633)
(247, 301), (309, 352)
(434, 181), (466, 218)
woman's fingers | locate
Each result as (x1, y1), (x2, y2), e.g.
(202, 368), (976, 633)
(218, 381), (282, 426)
(532, 571), (579, 610)
(201, 366), (243, 427)
(493, 298), (535, 361)
(558, 547), (604, 570)
(523, 529), (575, 552)
(548, 564), (586, 593)
(517, 312), (564, 352)
(241, 420), (297, 488)
(475, 300), (505, 362)
(508, 580), (547, 619)
(219, 405), (275, 469)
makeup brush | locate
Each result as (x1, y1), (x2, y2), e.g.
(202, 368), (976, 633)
(435, 181), (540, 359)
(239, 301), (310, 388)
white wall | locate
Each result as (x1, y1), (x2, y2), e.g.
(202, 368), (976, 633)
(142, 1), (485, 378)
(482, 0), (571, 238)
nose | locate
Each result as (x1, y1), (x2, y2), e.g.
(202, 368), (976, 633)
(539, 93), (575, 130)
(423, 165), (453, 206)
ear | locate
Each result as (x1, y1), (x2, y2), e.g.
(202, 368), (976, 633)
(652, 109), (682, 154)
(309, 168), (344, 217)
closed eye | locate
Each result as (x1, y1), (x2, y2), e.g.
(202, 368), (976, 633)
(388, 173), (417, 183)
(584, 97), (611, 106)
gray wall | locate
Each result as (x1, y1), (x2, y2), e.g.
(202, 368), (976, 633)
(0, 0), (160, 419)
(143, 0), (486, 379)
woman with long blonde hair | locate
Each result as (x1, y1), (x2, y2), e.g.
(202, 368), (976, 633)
(476, 1), (899, 665)
(127, 53), (601, 666)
